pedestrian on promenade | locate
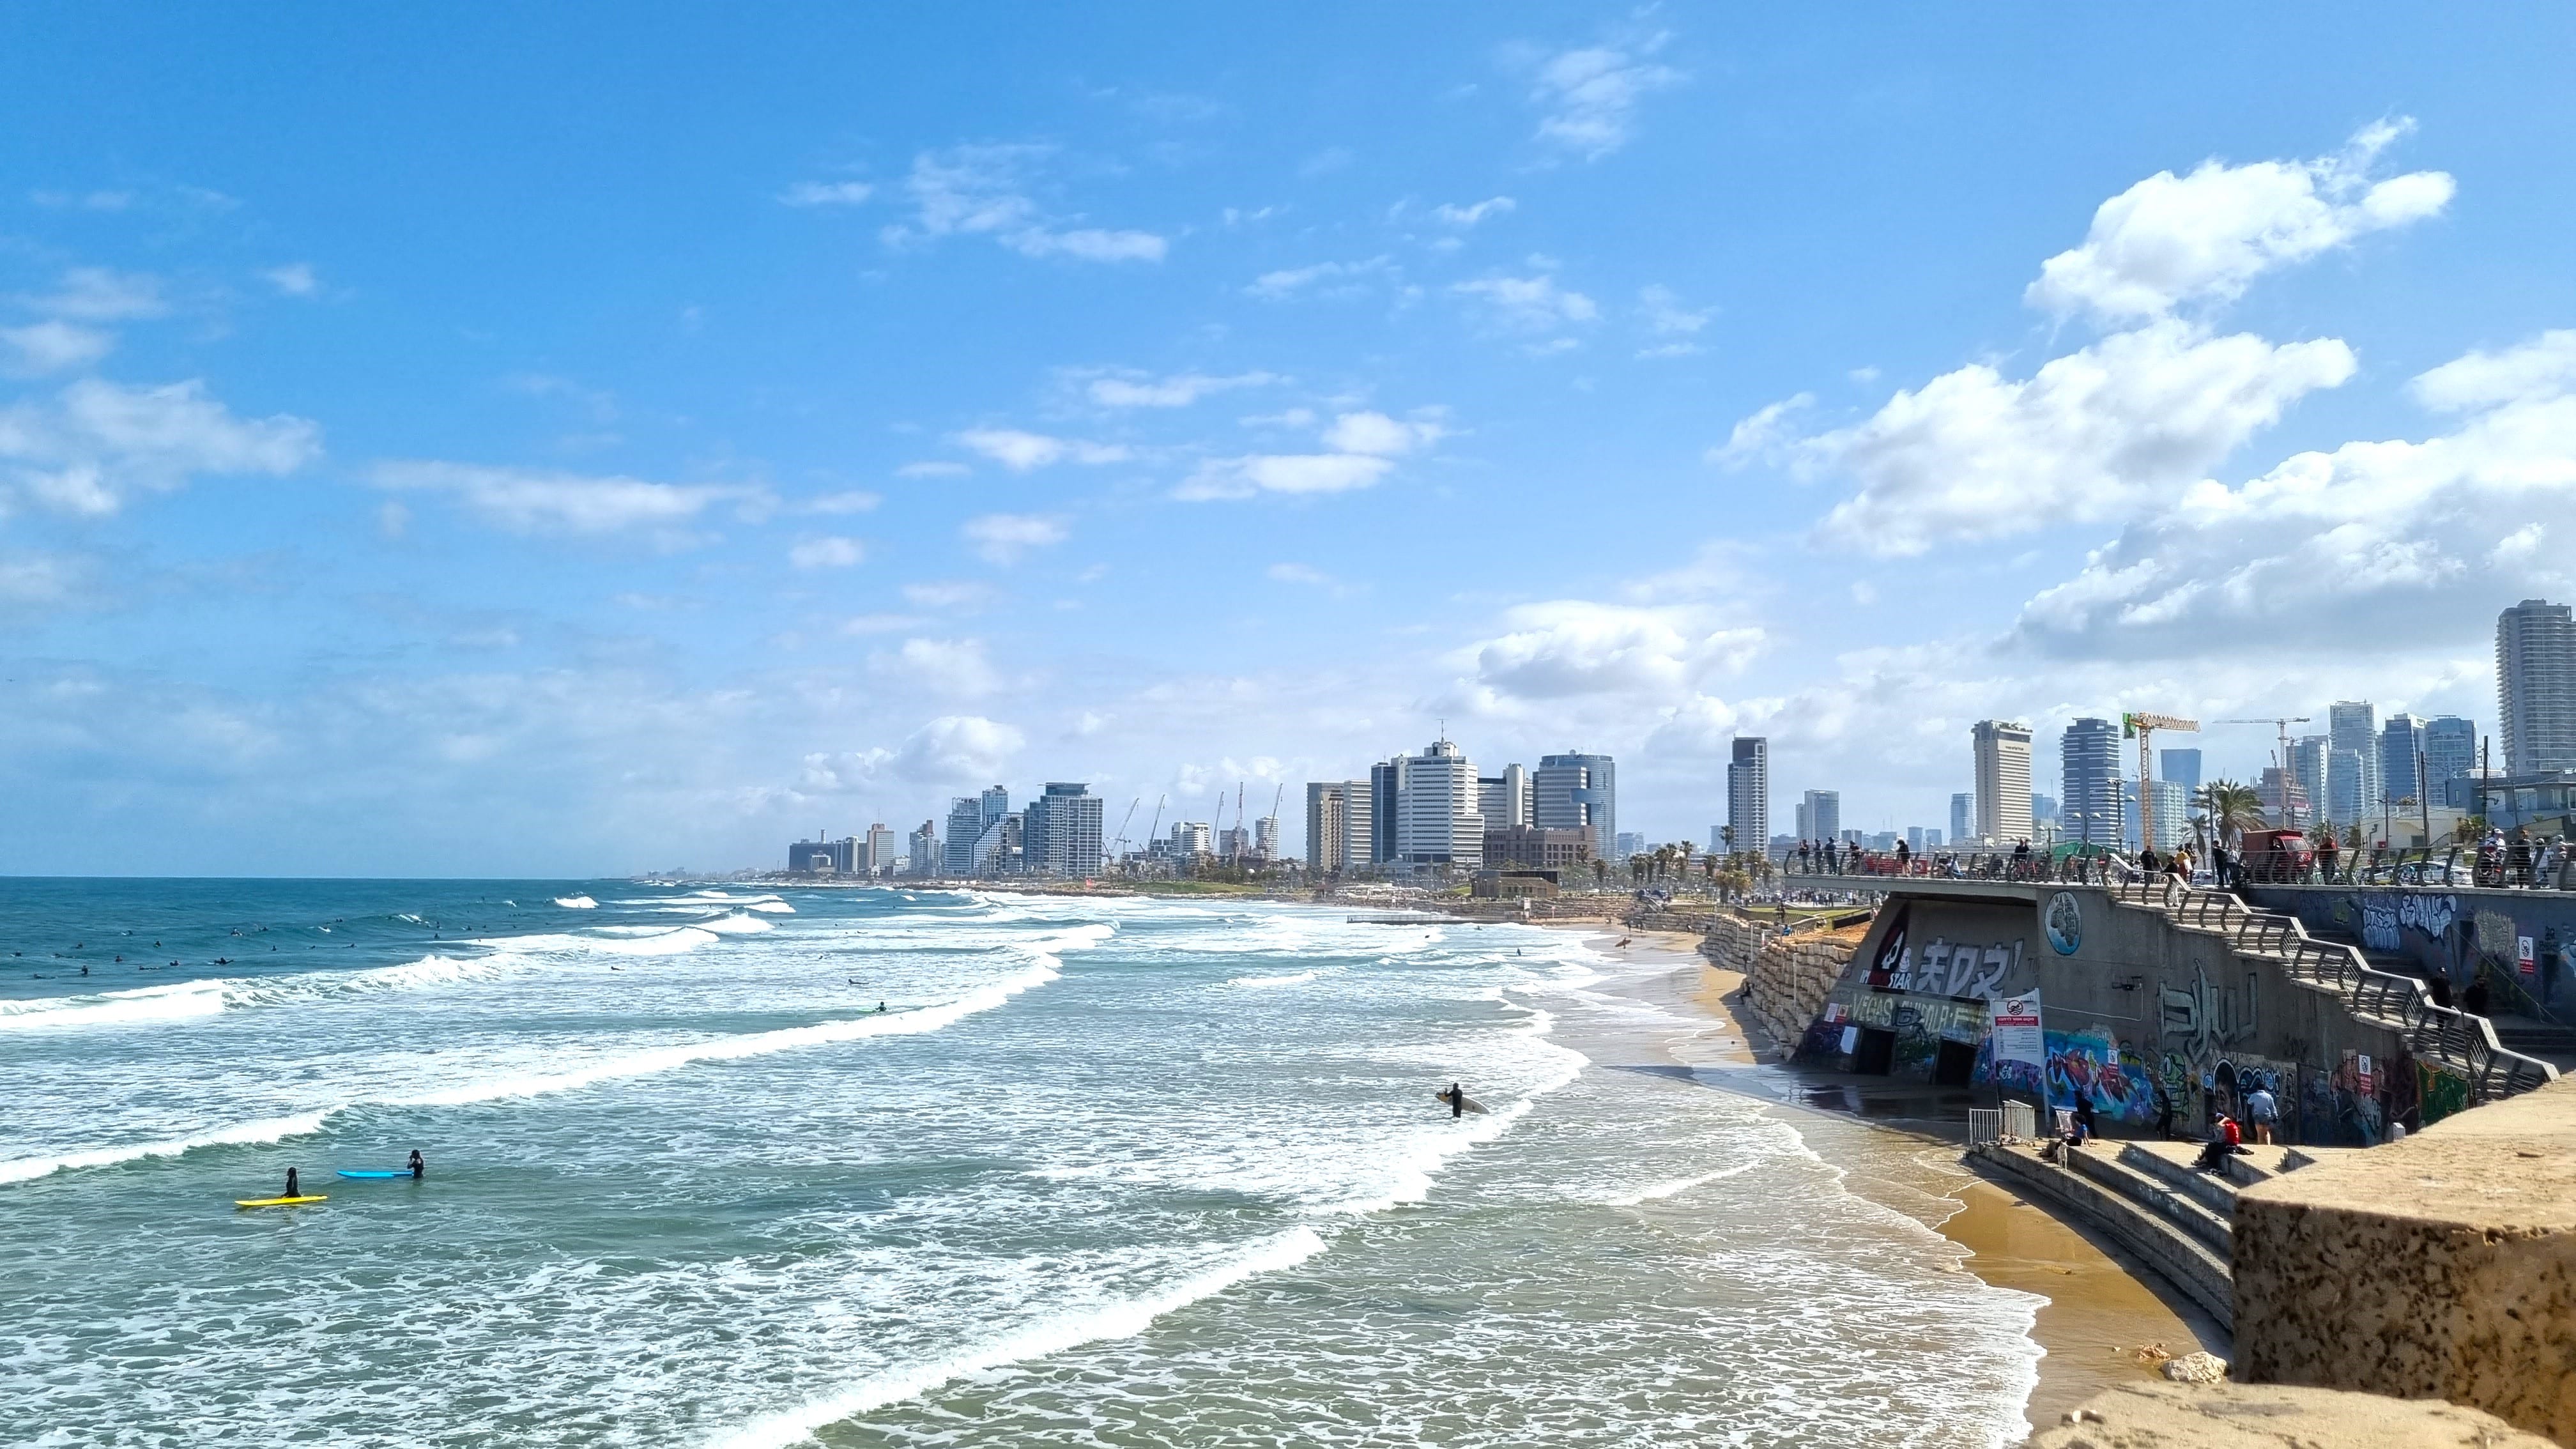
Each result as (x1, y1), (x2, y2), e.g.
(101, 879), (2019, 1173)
(2428, 974), (2453, 1010)
(2464, 971), (2491, 1019)
(1896, 838), (1911, 873)
(2152, 1082), (2175, 1140)
(2511, 829), (2533, 887)
(2245, 1082), (2279, 1145)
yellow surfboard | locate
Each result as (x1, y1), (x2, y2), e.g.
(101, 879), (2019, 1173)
(234, 1195), (328, 1208)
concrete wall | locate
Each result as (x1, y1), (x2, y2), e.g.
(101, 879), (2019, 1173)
(1704, 917), (1855, 1052)
(2248, 882), (2576, 1013)
(2232, 1073), (2576, 1445)
(1796, 887), (2430, 1145)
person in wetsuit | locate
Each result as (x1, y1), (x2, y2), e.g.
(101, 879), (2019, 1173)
(1446, 1081), (1464, 1119)
(407, 1149), (425, 1179)
(283, 1167), (302, 1199)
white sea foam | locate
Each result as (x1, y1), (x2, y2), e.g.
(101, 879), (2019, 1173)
(706, 1226), (1329, 1449)
(1226, 969), (1318, 988)
(746, 900), (796, 914)
(698, 913), (776, 935)
(555, 895), (599, 909)
(0, 981), (231, 1031)
(0, 954), (521, 1031)
(0, 1109), (331, 1184)
(1593, 1162), (1756, 1207)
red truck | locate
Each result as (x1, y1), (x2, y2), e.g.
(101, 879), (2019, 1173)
(2239, 828), (2315, 883)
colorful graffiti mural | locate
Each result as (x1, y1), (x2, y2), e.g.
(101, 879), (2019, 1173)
(2418, 1059), (2471, 1126)
(1974, 1025), (2158, 1123)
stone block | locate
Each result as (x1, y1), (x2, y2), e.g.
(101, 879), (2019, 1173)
(2027, 1381), (2555, 1448)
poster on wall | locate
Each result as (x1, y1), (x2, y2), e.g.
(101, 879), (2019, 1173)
(1866, 903), (1910, 990)
(2520, 936), (2538, 978)
(1985, 993), (2044, 1096)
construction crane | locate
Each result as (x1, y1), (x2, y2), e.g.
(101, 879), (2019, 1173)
(1146, 793), (1165, 852)
(2120, 713), (2200, 852)
(1269, 783), (1285, 862)
(2214, 717), (2314, 827)
(1111, 797), (1139, 859)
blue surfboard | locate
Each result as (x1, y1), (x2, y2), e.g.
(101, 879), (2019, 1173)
(336, 1170), (410, 1179)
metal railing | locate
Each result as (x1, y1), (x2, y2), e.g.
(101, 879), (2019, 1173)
(2113, 875), (2557, 1103)
(2240, 843), (2575, 891)
(1967, 1108), (2002, 1146)
(1777, 848), (2142, 884)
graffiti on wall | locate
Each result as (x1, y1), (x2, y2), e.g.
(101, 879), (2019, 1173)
(1882, 937), (2024, 999)
(1974, 1025), (2158, 1123)
(2157, 961), (2258, 1064)
(2360, 892), (2458, 951)
(2418, 1059), (2471, 1126)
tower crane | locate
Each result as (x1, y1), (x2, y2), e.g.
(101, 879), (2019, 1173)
(1269, 783), (1285, 862)
(2120, 713), (2199, 852)
(1147, 793), (1165, 855)
(1112, 797), (1139, 860)
(2214, 717), (2314, 827)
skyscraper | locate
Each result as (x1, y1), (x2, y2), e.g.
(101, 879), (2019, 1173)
(906, 820), (936, 877)
(1726, 736), (1768, 856)
(2379, 715), (2425, 804)
(2328, 748), (2368, 824)
(1369, 761), (1400, 865)
(942, 795), (983, 876)
(1341, 778), (1377, 873)
(2159, 749), (2202, 795)
(1950, 792), (1974, 845)
(2499, 601), (2576, 775)
(1305, 782), (1347, 873)
(1971, 720), (2034, 844)
(1801, 789), (1840, 845)
(2424, 716), (2476, 800)
(2327, 701), (2379, 809)
(1022, 782), (1103, 877)
(1476, 764), (1531, 829)
(1533, 752), (1616, 859)
(2061, 717), (2123, 848)
(2290, 736), (2329, 827)
(865, 823), (896, 875)
(1395, 737), (1483, 867)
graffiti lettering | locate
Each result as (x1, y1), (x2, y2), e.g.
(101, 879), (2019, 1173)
(2398, 893), (2458, 940)
(1887, 937), (2023, 998)
(2361, 891), (2457, 951)
(2158, 962), (2257, 1064)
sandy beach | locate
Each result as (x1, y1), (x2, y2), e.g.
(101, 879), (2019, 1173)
(1558, 921), (2225, 1440)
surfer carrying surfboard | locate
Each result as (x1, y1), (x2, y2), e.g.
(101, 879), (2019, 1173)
(1446, 1082), (1463, 1119)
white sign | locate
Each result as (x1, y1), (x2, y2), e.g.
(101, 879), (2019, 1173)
(2520, 935), (2538, 977)
(1989, 992), (2044, 1071)
(1839, 1024), (1860, 1055)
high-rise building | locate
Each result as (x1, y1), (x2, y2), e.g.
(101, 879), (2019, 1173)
(907, 820), (937, 877)
(2159, 749), (2203, 795)
(2030, 793), (2060, 824)
(2290, 736), (2329, 827)
(2378, 716), (2425, 804)
(1614, 831), (1646, 860)
(1475, 763), (1531, 830)
(942, 795), (984, 876)
(1950, 792), (1974, 845)
(1022, 782), (1103, 877)
(970, 811), (1022, 876)
(2119, 778), (2188, 850)
(1305, 782), (1348, 873)
(1253, 814), (1280, 859)
(1369, 762), (1400, 865)
(788, 836), (857, 873)
(2327, 748), (2368, 824)
(865, 824), (896, 875)
(2424, 716), (2477, 801)
(1801, 790), (1840, 845)
(2062, 717), (2123, 848)
(2327, 702), (2379, 811)
(1341, 778), (1377, 873)
(1726, 736), (1769, 857)
(1216, 825), (1250, 860)
(2499, 601), (2576, 775)
(1971, 720), (2034, 844)
(1393, 737), (1483, 868)
(1169, 820), (1213, 857)
(1534, 752), (1616, 859)
(980, 785), (1011, 830)
(2257, 767), (2304, 824)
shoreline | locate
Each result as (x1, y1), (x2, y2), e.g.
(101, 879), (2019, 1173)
(1544, 921), (2225, 1441)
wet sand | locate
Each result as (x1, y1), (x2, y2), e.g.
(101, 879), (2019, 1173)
(1549, 919), (2224, 1441)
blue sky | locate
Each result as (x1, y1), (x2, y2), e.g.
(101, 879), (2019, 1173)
(4, 6), (2573, 874)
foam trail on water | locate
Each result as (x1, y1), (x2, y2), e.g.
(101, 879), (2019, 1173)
(706, 1226), (1329, 1449)
(0, 981), (230, 1031)
(1595, 1162), (1756, 1207)
(0, 1110), (331, 1185)
(555, 895), (599, 909)
(1227, 969), (1317, 988)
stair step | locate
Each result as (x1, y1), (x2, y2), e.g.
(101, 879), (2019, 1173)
(2063, 1142), (2233, 1257)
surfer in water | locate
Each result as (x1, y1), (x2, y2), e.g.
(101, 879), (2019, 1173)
(283, 1167), (302, 1199)
(1446, 1081), (1464, 1119)
(406, 1149), (425, 1180)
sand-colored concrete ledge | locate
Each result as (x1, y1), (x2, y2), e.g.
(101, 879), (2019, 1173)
(2026, 1380), (2555, 1448)
(2232, 1075), (2576, 1445)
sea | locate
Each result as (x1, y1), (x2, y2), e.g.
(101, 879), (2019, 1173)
(0, 880), (2042, 1447)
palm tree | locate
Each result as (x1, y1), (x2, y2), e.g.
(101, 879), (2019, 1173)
(1676, 840), (1694, 881)
(2196, 780), (2264, 849)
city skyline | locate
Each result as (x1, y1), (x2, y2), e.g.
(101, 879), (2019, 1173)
(6, 12), (2575, 875)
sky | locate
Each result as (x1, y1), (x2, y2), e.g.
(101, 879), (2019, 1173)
(3, 6), (2573, 875)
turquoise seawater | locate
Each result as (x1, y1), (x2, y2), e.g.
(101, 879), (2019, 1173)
(0, 882), (2040, 1446)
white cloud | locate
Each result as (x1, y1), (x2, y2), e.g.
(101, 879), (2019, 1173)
(962, 512), (1069, 564)
(778, 180), (875, 206)
(1085, 371), (1276, 408)
(789, 536), (866, 569)
(1321, 410), (1443, 457)
(2409, 330), (2576, 413)
(1525, 38), (1682, 160)
(903, 580), (997, 610)
(262, 263), (321, 298)
(1704, 393), (1814, 468)
(1174, 452), (1393, 502)
(803, 489), (882, 514)
(370, 461), (758, 537)
(953, 427), (1130, 471)
(2027, 119), (2454, 321)
(2007, 329), (2576, 658)
(0, 378), (321, 515)
(1638, 284), (1712, 335)
(1245, 256), (1393, 300)
(870, 637), (1002, 697)
(1459, 600), (1764, 702)
(1, 321), (114, 376)
(893, 713), (1024, 783)
(886, 144), (1166, 263)
(841, 612), (925, 634)
(29, 189), (133, 211)
(1431, 196), (1516, 227)
(1807, 321), (2354, 555)
(20, 267), (166, 322)
(1452, 273), (1599, 333)
(896, 460), (971, 479)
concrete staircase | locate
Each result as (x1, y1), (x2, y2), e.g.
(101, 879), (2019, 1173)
(2108, 878), (2558, 1103)
(1968, 1137), (2237, 1331)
